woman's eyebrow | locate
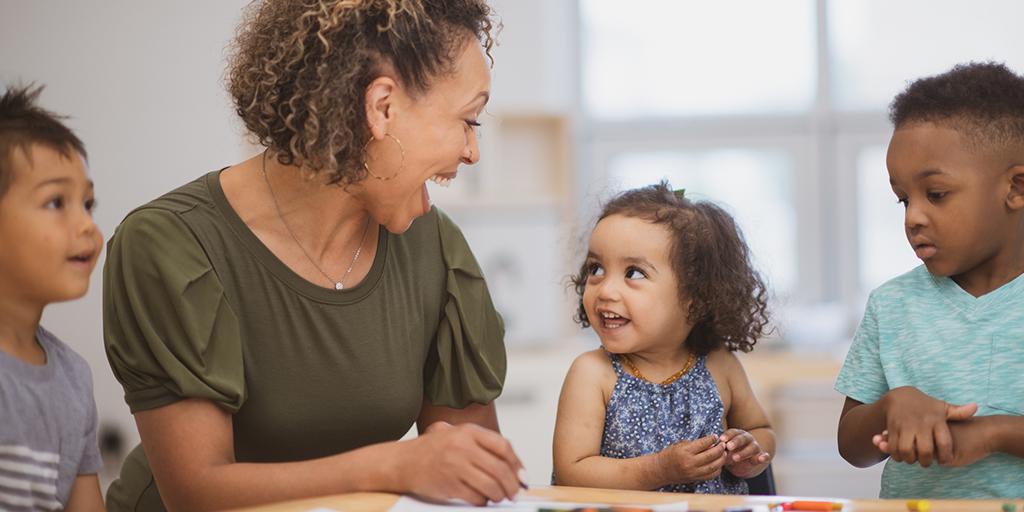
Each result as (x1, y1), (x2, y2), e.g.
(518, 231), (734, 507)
(463, 91), (489, 109)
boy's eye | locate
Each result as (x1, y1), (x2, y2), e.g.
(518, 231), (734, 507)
(896, 197), (908, 208)
(927, 191), (947, 202)
(85, 198), (97, 214)
(45, 196), (65, 210)
(625, 267), (647, 280)
(587, 263), (604, 277)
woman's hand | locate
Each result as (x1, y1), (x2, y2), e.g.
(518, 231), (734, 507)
(400, 421), (524, 505)
(719, 428), (771, 478)
(656, 434), (728, 484)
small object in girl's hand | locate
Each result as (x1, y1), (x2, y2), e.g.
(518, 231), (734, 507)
(1001, 504), (1016, 512)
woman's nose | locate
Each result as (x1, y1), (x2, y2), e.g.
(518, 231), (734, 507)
(462, 130), (480, 165)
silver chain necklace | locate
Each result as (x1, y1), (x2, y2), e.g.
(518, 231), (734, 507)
(262, 152), (371, 291)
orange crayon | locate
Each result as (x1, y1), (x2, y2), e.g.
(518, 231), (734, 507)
(789, 502), (842, 511)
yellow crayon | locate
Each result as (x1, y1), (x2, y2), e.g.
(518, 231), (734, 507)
(906, 500), (930, 512)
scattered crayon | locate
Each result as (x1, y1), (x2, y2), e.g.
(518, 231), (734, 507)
(789, 501), (842, 511)
(905, 500), (930, 512)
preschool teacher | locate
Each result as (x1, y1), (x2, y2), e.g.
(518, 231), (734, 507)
(102, 1), (524, 510)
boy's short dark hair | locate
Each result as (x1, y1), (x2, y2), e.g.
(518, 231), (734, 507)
(889, 62), (1024, 151)
(0, 84), (87, 198)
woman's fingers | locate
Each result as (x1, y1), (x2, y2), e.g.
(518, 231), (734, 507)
(469, 443), (521, 500)
(459, 464), (510, 504)
(473, 426), (525, 473)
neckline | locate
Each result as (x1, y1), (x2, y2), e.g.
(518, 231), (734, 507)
(930, 267), (1024, 313)
(0, 326), (56, 382)
(206, 170), (388, 305)
(612, 352), (704, 388)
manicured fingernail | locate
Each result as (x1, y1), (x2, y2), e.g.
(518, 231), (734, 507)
(517, 468), (529, 488)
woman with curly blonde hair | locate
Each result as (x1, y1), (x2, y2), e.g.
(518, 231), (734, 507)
(103, 1), (524, 510)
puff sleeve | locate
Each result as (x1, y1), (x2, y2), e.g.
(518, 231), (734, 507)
(424, 211), (507, 407)
(103, 208), (245, 413)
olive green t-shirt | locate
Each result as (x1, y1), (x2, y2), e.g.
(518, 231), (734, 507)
(103, 171), (506, 511)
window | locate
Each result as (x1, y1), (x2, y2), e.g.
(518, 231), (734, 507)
(855, 146), (919, 291)
(607, 149), (797, 295)
(829, 0), (1024, 111)
(581, 0), (816, 118)
(580, 0), (1024, 341)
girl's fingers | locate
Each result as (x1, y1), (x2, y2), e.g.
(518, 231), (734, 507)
(725, 432), (753, 452)
(729, 442), (761, 462)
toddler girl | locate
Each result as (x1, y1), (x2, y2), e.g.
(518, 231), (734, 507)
(552, 182), (774, 494)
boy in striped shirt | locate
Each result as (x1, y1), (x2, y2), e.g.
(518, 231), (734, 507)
(0, 84), (104, 511)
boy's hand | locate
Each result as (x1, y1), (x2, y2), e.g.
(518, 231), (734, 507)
(719, 428), (771, 478)
(658, 434), (728, 484)
(879, 386), (977, 467)
(874, 416), (996, 467)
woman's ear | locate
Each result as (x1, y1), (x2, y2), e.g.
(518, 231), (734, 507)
(1007, 164), (1024, 211)
(364, 76), (398, 140)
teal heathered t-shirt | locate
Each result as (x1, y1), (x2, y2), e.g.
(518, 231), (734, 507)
(835, 265), (1024, 499)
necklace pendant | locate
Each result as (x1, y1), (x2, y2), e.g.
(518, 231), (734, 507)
(334, 282), (344, 290)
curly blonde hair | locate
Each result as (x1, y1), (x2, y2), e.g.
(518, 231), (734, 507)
(227, 0), (496, 185)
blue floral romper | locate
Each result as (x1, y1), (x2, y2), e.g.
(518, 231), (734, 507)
(600, 351), (748, 494)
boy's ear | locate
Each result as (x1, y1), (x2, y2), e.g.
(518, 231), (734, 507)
(1007, 164), (1024, 211)
(364, 76), (399, 140)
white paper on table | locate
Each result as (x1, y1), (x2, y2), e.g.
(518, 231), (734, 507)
(388, 495), (687, 512)
(304, 508), (341, 512)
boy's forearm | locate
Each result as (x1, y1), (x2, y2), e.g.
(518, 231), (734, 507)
(837, 398), (889, 467)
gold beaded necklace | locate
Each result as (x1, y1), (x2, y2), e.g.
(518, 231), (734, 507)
(620, 352), (697, 386)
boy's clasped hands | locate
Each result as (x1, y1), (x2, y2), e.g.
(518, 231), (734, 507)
(872, 386), (992, 468)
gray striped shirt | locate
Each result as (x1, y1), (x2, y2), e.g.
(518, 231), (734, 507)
(0, 326), (101, 510)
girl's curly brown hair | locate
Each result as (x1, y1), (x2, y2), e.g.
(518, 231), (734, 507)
(570, 182), (771, 355)
(227, 0), (496, 185)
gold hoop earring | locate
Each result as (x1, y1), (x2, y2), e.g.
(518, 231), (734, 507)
(363, 133), (405, 181)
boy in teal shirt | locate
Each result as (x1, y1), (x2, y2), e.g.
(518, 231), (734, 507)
(835, 62), (1024, 498)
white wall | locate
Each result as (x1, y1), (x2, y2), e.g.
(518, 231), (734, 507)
(1, 0), (260, 478)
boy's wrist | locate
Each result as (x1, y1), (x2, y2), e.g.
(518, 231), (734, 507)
(983, 415), (1011, 454)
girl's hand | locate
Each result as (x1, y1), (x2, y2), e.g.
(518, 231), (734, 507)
(401, 421), (525, 505)
(719, 428), (771, 479)
(658, 434), (728, 484)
